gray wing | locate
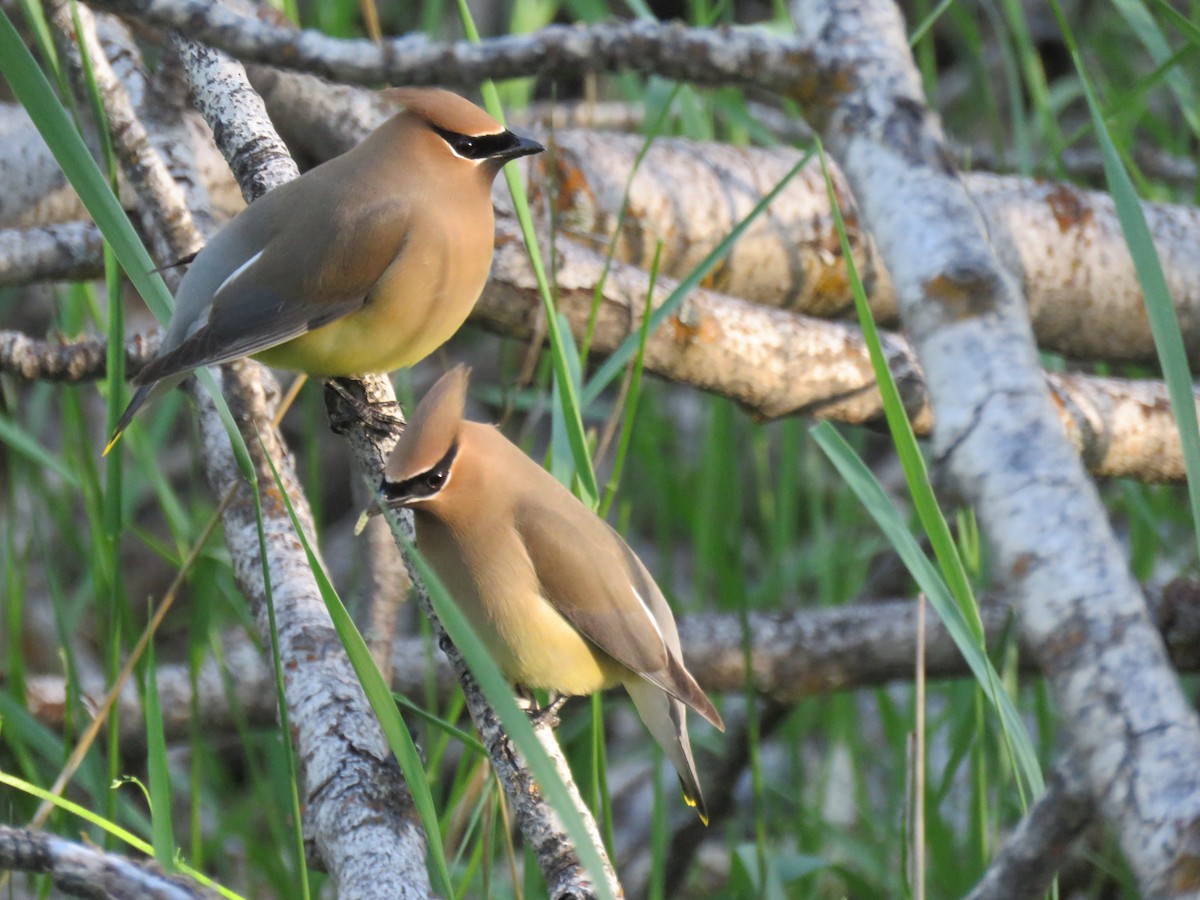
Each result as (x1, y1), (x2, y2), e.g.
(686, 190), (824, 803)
(135, 191), (410, 386)
(515, 496), (722, 729)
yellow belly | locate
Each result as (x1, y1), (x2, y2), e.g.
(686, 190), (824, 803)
(417, 514), (626, 696)
(256, 221), (492, 376)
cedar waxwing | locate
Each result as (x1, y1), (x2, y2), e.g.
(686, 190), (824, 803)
(371, 365), (725, 822)
(104, 89), (543, 454)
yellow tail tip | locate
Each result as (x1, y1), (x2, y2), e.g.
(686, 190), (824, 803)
(683, 793), (710, 826)
(101, 430), (123, 457)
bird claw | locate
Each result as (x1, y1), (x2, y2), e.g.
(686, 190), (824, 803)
(324, 378), (403, 437)
(516, 689), (567, 730)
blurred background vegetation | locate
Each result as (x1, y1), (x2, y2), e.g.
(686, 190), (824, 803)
(1, 0), (1197, 896)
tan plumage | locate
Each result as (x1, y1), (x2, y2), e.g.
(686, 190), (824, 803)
(376, 365), (725, 822)
(104, 89), (542, 454)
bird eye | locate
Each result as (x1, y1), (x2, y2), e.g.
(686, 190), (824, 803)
(457, 138), (477, 155)
(424, 469), (447, 491)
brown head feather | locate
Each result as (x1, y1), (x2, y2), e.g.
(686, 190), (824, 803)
(383, 88), (504, 137)
(385, 365), (471, 483)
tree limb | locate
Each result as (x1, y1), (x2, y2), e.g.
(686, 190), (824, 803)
(0, 824), (218, 899)
(88, 0), (812, 92)
(792, 0), (1200, 892)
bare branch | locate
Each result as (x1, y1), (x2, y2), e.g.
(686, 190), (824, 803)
(0, 327), (156, 381)
(193, 363), (434, 898)
(0, 824), (218, 899)
(793, 0), (1200, 891)
(0, 221), (105, 286)
(49, 1), (203, 266)
(88, 0), (812, 92)
(529, 129), (1200, 365)
(965, 756), (1092, 900)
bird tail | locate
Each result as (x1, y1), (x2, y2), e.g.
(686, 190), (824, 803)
(102, 380), (162, 456)
(625, 678), (710, 825)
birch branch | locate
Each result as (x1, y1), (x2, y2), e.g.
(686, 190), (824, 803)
(48, 1), (204, 266)
(0, 222), (105, 286)
(515, 99), (1198, 188)
(174, 27), (619, 897)
(526, 129), (1200, 365)
(21, 579), (1200, 746)
(792, 0), (1200, 892)
(192, 362), (433, 898)
(88, 0), (811, 92)
(965, 756), (1092, 900)
(0, 825), (218, 900)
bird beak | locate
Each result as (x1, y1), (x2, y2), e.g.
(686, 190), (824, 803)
(497, 134), (545, 163)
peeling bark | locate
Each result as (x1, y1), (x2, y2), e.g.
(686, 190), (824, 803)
(525, 130), (1200, 365)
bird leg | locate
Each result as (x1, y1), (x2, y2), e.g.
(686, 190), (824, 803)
(323, 377), (404, 437)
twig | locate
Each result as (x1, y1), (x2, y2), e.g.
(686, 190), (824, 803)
(88, 0), (813, 93)
(0, 825), (218, 899)
(965, 755), (1092, 900)
(792, 0), (1200, 891)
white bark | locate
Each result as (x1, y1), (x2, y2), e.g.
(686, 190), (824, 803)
(193, 364), (433, 899)
(793, 0), (1200, 892)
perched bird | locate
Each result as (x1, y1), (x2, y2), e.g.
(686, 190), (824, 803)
(371, 365), (725, 822)
(104, 89), (543, 454)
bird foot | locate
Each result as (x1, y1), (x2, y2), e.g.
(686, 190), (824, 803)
(324, 378), (403, 437)
(516, 688), (568, 730)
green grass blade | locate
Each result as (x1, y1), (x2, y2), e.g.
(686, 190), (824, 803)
(141, 632), (176, 868)
(450, 0), (600, 505)
(582, 150), (812, 407)
(1112, 0), (1200, 140)
(247, 453), (311, 899)
(815, 139), (984, 642)
(399, 533), (619, 900)
(1051, 0), (1200, 556)
(0, 7), (170, 320)
(0, 416), (77, 485)
(257, 440), (453, 897)
(812, 423), (1044, 797)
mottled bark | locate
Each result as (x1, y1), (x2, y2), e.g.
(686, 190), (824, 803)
(527, 130), (1200, 365)
(792, 0), (1200, 892)
(89, 0), (812, 93)
(0, 824), (218, 899)
(193, 364), (433, 898)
